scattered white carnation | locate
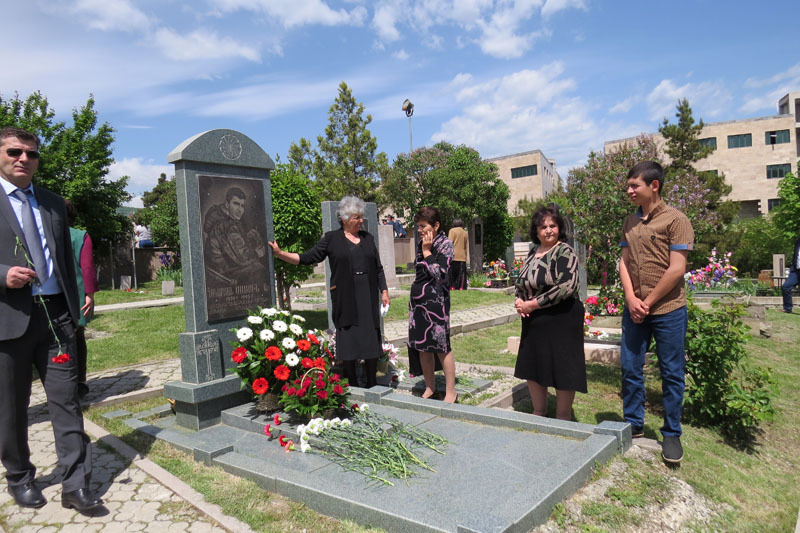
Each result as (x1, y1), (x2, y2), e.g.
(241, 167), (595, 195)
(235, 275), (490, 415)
(282, 337), (296, 350)
(260, 329), (275, 341)
(285, 353), (300, 367)
(292, 315), (306, 322)
(236, 327), (253, 342)
(272, 320), (288, 332)
(289, 323), (303, 336)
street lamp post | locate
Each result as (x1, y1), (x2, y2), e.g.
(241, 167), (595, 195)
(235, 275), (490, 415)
(402, 99), (414, 153)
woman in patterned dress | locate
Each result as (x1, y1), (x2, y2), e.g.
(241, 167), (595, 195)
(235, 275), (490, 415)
(513, 206), (586, 420)
(408, 207), (457, 403)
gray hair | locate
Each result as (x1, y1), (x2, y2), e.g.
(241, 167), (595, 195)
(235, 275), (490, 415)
(337, 196), (366, 223)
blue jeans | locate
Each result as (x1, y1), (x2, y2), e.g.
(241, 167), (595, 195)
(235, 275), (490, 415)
(782, 269), (798, 312)
(620, 306), (688, 437)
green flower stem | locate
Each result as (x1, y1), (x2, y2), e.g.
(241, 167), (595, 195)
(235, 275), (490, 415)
(15, 236), (64, 355)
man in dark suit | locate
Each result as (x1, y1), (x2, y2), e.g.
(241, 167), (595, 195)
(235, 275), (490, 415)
(0, 127), (102, 511)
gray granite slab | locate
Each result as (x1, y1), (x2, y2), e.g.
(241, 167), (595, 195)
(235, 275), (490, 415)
(143, 387), (626, 532)
(394, 375), (492, 398)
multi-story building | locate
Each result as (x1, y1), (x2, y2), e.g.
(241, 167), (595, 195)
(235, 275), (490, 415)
(604, 92), (800, 216)
(487, 149), (561, 214)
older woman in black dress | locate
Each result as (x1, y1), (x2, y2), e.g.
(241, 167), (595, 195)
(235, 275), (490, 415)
(408, 207), (457, 403)
(268, 196), (390, 388)
(514, 206), (586, 420)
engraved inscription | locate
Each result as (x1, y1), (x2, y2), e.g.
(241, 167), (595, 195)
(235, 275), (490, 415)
(219, 134), (243, 160)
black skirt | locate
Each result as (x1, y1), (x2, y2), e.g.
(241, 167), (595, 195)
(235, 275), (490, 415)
(514, 298), (587, 393)
(334, 273), (381, 361)
(448, 260), (468, 290)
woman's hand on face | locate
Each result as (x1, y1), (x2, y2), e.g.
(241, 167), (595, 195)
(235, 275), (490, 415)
(421, 230), (434, 252)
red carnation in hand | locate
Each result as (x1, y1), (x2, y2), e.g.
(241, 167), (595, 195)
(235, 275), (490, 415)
(301, 357), (313, 368)
(265, 346), (283, 361)
(333, 385), (343, 395)
(252, 377), (269, 395)
(316, 390), (328, 400)
(307, 333), (319, 345)
(231, 347), (248, 363)
(314, 379), (326, 389)
(273, 364), (290, 381)
(51, 353), (71, 364)
(296, 339), (311, 352)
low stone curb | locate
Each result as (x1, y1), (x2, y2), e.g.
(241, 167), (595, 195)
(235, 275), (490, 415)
(83, 417), (255, 533)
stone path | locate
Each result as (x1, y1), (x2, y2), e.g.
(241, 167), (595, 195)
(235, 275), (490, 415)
(0, 302), (517, 532)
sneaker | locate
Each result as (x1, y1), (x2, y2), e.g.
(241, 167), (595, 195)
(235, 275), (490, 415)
(661, 436), (683, 464)
(631, 426), (644, 438)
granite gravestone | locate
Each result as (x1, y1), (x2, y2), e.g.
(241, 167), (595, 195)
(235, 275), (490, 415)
(164, 129), (276, 430)
(320, 201), (380, 332)
(377, 224), (399, 288)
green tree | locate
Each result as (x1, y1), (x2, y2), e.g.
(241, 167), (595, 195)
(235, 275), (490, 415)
(772, 165), (800, 240)
(271, 162), (322, 309)
(380, 142), (513, 260)
(288, 82), (388, 204)
(714, 216), (791, 277)
(659, 99), (737, 262)
(0, 91), (131, 243)
(139, 173), (180, 249)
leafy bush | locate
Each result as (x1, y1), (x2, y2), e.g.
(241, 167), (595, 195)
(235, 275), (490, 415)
(684, 298), (776, 439)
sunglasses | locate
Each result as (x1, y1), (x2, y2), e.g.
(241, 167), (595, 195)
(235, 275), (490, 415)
(5, 148), (40, 159)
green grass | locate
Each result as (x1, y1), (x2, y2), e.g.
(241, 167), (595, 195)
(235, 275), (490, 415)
(85, 400), (380, 533)
(385, 289), (513, 322)
(94, 280), (183, 305)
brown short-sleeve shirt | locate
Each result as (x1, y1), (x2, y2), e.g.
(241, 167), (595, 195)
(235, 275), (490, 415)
(620, 201), (694, 315)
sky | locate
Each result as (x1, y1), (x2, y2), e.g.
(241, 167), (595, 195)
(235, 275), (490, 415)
(3, 0), (800, 207)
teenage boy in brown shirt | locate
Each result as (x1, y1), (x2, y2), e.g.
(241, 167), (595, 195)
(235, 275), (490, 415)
(619, 161), (694, 465)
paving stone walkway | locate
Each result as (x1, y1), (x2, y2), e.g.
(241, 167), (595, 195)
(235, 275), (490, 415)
(1, 303), (515, 532)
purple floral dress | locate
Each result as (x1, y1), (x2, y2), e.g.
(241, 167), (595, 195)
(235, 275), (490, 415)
(408, 231), (454, 354)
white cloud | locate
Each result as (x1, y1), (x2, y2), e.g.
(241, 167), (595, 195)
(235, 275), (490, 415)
(108, 157), (173, 196)
(475, 1), (546, 59)
(152, 28), (261, 62)
(125, 196), (144, 208)
(609, 95), (637, 114)
(740, 63), (800, 114)
(541, 0), (587, 18)
(430, 62), (604, 169)
(646, 79), (732, 121)
(392, 49), (410, 60)
(214, 0), (367, 28)
(373, 4), (402, 41)
(70, 0), (153, 32)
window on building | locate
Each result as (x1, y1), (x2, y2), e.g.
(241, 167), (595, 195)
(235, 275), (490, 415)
(766, 163), (792, 179)
(727, 133), (752, 149)
(511, 165), (537, 179)
(767, 199), (781, 212)
(765, 129), (790, 145)
(698, 137), (717, 150)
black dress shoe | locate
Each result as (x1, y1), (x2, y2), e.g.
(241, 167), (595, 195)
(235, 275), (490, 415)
(61, 488), (103, 511)
(8, 482), (47, 508)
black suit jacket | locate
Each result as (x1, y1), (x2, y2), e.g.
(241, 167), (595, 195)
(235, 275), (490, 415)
(299, 229), (387, 329)
(0, 184), (80, 341)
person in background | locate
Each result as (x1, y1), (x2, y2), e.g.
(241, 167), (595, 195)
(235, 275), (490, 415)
(387, 214), (407, 238)
(513, 206), (586, 420)
(133, 215), (153, 248)
(408, 206), (457, 403)
(447, 218), (469, 290)
(269, 196), (390, 388)
(781, 224), (800, 313)
(65, 199), (98, 399)
(0, 126), (101, 511)
(619, 161), (694, 465)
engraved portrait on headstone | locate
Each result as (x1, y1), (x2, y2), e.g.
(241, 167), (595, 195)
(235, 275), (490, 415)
(199, 175), (271, 322)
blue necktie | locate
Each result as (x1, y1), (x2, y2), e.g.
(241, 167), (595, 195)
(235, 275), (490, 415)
(12, 188), (49, 285)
